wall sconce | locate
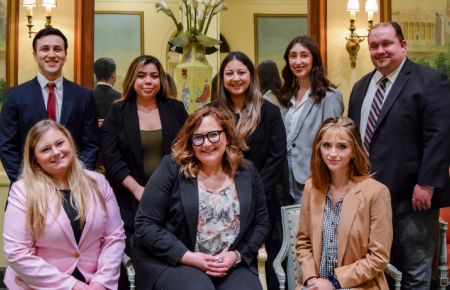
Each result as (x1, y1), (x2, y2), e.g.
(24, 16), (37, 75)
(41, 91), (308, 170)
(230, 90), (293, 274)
(22, 0), (37, 38)
(345, 0), (379, 68)
(42, 0), (57, 28)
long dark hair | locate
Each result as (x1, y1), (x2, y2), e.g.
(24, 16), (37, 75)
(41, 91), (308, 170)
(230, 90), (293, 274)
(279, 36), (336, 108)
(216, 52), (263, 139)
(256, 60), (282, 99)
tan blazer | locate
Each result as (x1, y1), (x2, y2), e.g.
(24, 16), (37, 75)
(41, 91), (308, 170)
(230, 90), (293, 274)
(295, 178), (393, 290)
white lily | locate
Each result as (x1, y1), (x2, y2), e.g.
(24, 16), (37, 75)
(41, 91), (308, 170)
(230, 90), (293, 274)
(192, 0), (200, 9)
(204, 0), (212, 6)
(205, 5), (213, 15)
(213, 3), (227, 14)
(179, 4), (187, 14)
(197, 9), (204, 19)
(155, 1), (172, 16)
(187, 0), (191, 6)
(182, 0), (187, 3)
(214, 0), (225, 7)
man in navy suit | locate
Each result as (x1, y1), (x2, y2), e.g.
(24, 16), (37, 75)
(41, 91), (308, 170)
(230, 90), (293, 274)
(348, 22), (450, 289)
(0, 28), (99, 185)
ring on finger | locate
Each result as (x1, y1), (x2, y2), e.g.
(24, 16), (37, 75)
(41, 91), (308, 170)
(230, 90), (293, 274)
(218, 256), (223, 263)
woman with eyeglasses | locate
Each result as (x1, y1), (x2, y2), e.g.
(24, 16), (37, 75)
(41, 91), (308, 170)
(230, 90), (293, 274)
(129, 107), (271, 290)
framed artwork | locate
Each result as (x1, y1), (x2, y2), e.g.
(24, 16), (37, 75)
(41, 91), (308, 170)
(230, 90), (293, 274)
(254, 14), (308, 72)
(94, 11), (144, 92)
(381, 0), (450, 77)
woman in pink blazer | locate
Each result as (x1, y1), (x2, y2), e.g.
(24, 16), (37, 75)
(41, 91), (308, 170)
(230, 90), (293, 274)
(3, 120), (126, 290)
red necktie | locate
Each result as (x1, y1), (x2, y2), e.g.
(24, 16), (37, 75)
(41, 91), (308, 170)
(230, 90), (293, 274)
(47, 83), (56, 121)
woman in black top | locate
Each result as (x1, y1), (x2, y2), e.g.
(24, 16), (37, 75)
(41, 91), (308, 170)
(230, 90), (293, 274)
(100, 55), (188, 243)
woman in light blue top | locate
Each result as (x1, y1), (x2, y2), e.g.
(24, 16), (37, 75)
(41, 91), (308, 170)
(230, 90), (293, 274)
(279, 36), (344, 205)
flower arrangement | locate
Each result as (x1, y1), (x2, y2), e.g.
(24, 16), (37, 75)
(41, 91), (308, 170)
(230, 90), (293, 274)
(155, 0), (228, 53)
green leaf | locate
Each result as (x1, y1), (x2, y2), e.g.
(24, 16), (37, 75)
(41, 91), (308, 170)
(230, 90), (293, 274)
(169, 30), (193, 47)
(195, 32), (221, 47)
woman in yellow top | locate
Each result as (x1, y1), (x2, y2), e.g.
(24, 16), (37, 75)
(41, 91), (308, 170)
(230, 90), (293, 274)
(296, 116), (393, 290)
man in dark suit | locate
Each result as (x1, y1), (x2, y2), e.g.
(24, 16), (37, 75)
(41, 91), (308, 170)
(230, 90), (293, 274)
(93, 58), (121, 119)
(348, 22), (450, 289)
(0, 28), (99, 185)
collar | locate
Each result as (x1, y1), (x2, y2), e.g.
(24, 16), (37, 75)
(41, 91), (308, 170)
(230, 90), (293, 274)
(373, 56), (407, 86)
(97, 82), (114, 89)
(289, 88), (310, 108)
(37, 71), (64, 90)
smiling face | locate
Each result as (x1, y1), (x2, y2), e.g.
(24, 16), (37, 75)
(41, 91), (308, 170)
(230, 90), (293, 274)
(34, 128), (74, 181)
(320, 130), (353, 176)
(33, 35), (67, 81)
(134, 63), (161, 102)
(368, 24), (407, 76)
(223, 59), (251, 99)
(192, 115), (227, 170)
(288, 43), (313, 81)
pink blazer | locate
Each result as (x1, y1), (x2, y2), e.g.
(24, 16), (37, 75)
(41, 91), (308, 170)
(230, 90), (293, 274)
(3, 170), (126, 290)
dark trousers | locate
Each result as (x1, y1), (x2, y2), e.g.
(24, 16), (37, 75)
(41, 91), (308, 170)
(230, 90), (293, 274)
(153, 264), (263, 290)
(266, 223), (282, 290)
(387, 209), (439, 290)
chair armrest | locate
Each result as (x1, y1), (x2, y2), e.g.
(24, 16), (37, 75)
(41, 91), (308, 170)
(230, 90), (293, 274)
(258, 246), (268, 262)
(122, 252), (132, 268)
(384, 263), (402, 290)
(258, 245), (268, 290)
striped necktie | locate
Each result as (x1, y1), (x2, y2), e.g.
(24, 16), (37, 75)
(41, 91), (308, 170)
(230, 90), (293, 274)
(363, 76), (388, 156)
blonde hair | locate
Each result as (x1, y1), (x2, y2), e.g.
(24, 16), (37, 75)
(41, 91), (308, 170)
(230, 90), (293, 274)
(172, 107), (248, 178)
(310, 116), (372, 191)
(216, 52), (263, 139)
(22, 120), (107, 239)
(120, 55), (171, 101)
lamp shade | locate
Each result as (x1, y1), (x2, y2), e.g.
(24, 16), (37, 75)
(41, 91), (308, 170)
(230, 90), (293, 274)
(346, 0), (360, 11)
(41, 0), (56, 7)
(364, 0), (379, 12)
(22, 0), (37, 6)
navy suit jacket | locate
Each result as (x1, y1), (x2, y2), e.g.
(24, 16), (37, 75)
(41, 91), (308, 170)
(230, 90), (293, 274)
(0, 77), (100, 184)
(348, 58), (450, 214)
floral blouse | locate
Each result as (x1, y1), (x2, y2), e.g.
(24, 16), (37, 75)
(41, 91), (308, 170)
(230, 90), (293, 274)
(195, 182), (240, 255)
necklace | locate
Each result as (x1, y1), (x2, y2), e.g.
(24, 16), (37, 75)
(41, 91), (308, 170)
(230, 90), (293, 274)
(137, 108), (158, 117)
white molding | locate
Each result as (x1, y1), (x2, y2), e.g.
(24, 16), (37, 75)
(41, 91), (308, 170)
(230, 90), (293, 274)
(96, 0), (306, 4)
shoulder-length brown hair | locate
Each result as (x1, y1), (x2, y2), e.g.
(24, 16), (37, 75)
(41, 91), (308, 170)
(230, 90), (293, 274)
(22, 120), (106, 239)
(310, 116), (372, 191)
(279, 36), (337, 108)
(172, 107), (248, 179)
(215, 52), (263, 139)
(120, 55), (171, 102)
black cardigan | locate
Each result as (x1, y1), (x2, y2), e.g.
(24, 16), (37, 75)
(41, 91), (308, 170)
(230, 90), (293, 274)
(131, 155), (271, 290)
(100, 97), (188, 234)
(208, 101), (287, 224)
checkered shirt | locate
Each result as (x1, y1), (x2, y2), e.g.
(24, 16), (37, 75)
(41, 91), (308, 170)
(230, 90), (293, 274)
(318, 187), (351, 289)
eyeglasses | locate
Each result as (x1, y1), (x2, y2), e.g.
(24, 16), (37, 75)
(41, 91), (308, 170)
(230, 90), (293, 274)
(190, 130), (223, 146)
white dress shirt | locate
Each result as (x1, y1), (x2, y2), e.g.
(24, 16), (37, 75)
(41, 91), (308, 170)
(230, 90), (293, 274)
(37, 72), (64, 123)
(96, 81), (114, 89)
(285, 88), (310, 148)
(359, 57), (407, 137)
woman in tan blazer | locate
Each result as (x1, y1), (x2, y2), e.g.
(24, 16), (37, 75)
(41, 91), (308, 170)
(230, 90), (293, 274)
(296, 116), (393, 290)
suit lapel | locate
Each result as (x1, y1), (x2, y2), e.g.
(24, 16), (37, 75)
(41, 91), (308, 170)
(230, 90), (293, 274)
(246, 103), (265, 146)
(78, 200), (93, 246)
(124, 99), (145, 181)
(311, 187), (326, 270)
(47, 196), (77, 248)
(27, 78), (47, 120)
(351, 71), (375, 127)
(179, 176), (199, 247)
(373, 59), (412, 135)
(289, 97), (314, 146)
(60, 78), (75, 126)
(233, 167), (251, 245)
(337, 181), (361, 266)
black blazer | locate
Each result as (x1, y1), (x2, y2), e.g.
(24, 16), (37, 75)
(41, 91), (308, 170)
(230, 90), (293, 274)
(100, 97), (188, 234)
(131, 155), (271, 290)
(348, 58), (450, 214)
(0, 77), (99, 184)
(93, 84), (122, 119)
(208, 101), (287, 224)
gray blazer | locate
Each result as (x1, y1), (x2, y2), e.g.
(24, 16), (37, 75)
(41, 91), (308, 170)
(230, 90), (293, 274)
(282, 88), (344, 184)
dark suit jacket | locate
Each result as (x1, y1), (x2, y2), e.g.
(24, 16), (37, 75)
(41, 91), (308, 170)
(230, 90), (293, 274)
(131, 155), (271, 290)
(93, 84), (121, 119)
(208, 101), (287, 224)
(0, 77), (99, 184)
(100, 97), (188, 234)
(348, 58), (450, 214)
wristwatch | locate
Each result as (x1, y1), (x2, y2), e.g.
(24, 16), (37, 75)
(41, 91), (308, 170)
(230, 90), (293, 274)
(233, 250), (241, 266)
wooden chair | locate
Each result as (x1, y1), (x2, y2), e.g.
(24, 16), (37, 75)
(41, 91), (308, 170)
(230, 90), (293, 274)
(122, 248), (268, 290)
(432, 221), (449, 289)
(273, 205), (402, 290)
